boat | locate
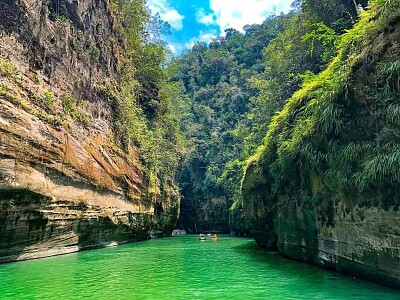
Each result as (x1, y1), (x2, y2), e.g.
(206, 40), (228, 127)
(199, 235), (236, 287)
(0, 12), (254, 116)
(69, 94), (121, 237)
(210, 234), (217, 240)
(199, 234), (206, 241)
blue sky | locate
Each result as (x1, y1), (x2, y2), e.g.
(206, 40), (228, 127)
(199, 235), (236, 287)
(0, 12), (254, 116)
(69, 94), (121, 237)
(147, 0), (294, 55)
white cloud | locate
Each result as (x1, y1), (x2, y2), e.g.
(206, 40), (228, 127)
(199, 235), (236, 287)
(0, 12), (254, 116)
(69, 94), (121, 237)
(209, 0), (293, 33)
(168, 30), (218, 55)
(168, 43), (177, 54)
(196, 9), (215, 26)
(147, 0), (184, 31)
(162, 10), (184, 31)
(184, 30), (218, 49)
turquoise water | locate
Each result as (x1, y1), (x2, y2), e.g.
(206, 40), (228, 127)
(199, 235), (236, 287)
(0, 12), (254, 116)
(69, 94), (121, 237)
(0, 236), (399, 299)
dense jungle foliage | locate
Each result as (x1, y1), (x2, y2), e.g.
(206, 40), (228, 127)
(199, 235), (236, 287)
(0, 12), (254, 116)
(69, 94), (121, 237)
(168, 0), (386, 232)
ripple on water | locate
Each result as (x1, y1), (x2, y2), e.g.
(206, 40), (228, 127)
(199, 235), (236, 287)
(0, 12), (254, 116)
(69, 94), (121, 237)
(0, 236), (399, 300)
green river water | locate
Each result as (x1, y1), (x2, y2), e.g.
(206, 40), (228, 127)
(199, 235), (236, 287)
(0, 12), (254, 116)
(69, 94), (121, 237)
(0, 235), (399, 299)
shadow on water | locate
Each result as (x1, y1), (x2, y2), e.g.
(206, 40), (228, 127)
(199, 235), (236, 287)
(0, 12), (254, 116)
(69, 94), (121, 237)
(232, 238), (400, 298)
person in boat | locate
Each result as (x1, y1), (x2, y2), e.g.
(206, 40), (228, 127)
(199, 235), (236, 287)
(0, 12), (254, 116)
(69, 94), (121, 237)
(211, 234), (217, 239)
(199, 234), (206, 240)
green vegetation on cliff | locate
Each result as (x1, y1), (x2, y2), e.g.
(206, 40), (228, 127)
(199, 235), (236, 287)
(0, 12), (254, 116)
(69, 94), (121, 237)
(97, 0), (185, 200)
(242, 0), (400, 210)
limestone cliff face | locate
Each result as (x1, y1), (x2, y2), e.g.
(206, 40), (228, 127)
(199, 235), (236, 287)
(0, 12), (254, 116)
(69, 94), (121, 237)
(177, 164), (245, 234)
(242, 6), (400, 288)
(0, 0), (179, 262)
(243, 182), (400, 287)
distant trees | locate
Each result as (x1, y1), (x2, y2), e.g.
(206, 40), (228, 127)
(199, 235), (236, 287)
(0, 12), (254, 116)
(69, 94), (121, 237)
(171, 0), (370, 230)
(169, 14), (292, 230)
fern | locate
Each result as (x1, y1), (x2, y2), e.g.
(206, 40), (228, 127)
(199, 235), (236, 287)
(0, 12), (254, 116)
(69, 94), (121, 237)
(355, 149), (400, 190)
(317, 102), (344, 134)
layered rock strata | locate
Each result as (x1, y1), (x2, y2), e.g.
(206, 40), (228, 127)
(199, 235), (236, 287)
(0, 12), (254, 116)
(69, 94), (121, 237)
(0, 0), (179, 262)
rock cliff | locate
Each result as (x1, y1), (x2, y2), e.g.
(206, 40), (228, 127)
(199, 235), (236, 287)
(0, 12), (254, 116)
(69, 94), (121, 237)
(0, 0), (179, 262)
(242, 2), (400, 288)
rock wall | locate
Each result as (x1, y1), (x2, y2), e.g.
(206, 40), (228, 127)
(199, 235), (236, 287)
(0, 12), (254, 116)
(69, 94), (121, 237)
(243, 186), (400, 287)
(177, 163), (244, 234)
(274, 200), (399, 287)
(178, 194), (231, 234)
(0, 0), (179, 262)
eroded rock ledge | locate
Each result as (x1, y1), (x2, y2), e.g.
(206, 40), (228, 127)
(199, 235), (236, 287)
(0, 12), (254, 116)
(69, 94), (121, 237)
(0, 0), (179, 262)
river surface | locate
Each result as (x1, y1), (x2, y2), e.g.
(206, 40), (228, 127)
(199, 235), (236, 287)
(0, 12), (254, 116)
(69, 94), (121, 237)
(0, 235), (399, 299)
